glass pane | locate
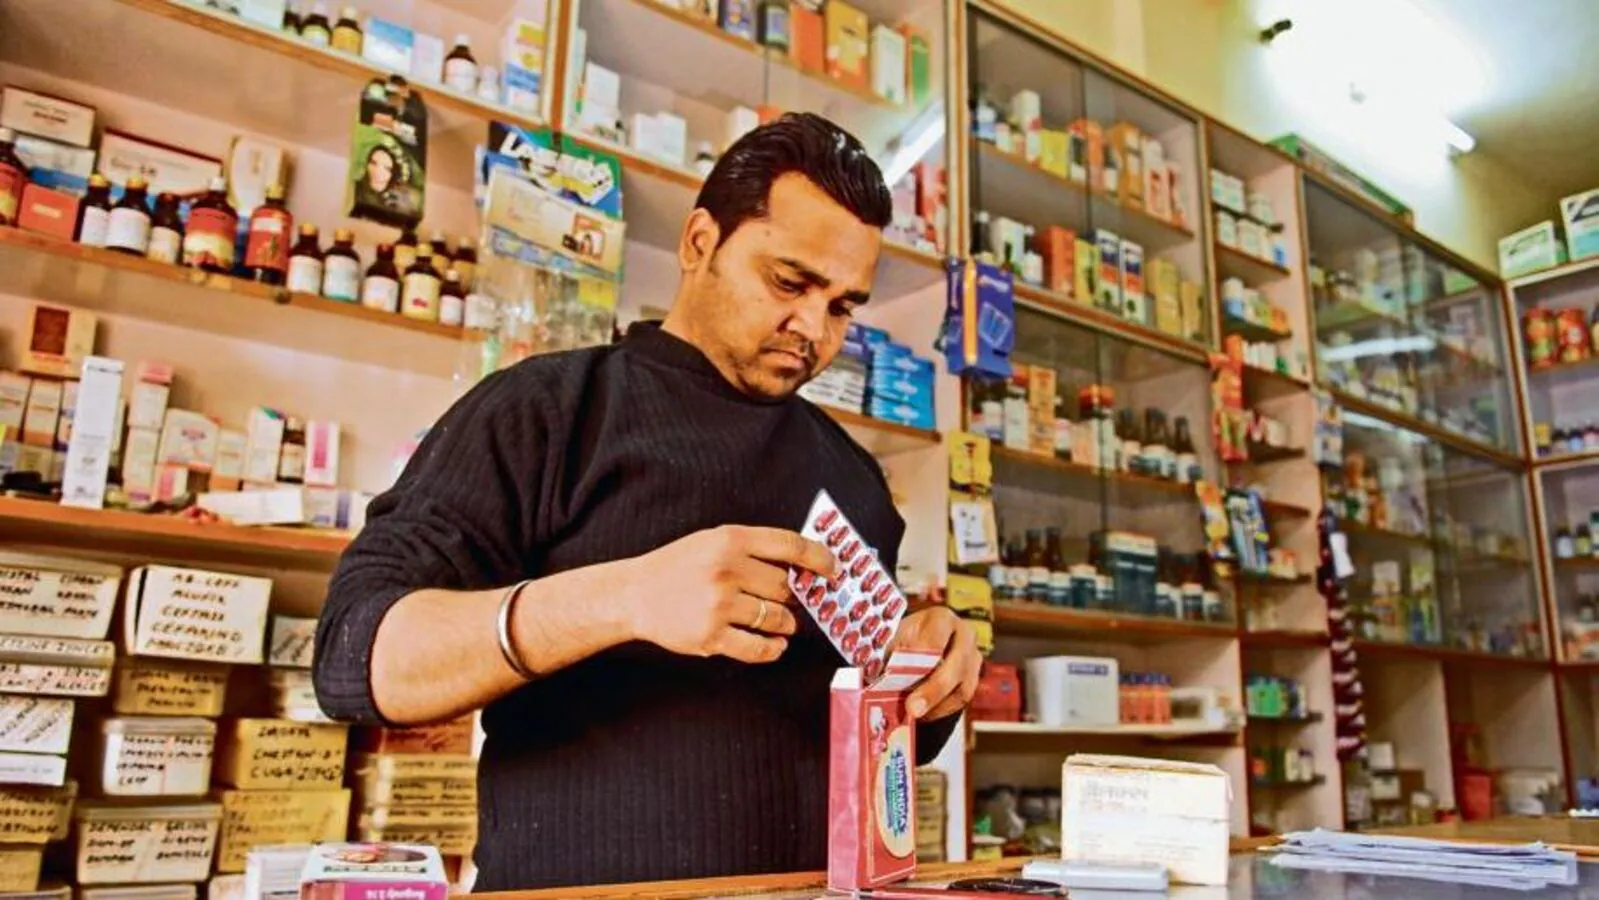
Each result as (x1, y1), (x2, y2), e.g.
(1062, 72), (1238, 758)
(1408, 251), (1516, 451)
(1428, 449), (1540, 656)
(1513, 264), (1599, 463)
(1538, 464), (1599, 661)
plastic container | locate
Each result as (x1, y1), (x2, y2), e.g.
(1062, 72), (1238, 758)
(99, 717), (217, 796)
(73, 802), (222, 884)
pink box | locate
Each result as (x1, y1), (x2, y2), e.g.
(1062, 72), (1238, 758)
(827, 651), (938, 892)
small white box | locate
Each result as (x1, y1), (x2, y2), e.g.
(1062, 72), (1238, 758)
(653, 112), (687, 167)
(98, 717), (217, 796)
(578, 63), (621, 134)
(60, 356), (123, 510)
(0, 694), (74, 753)
(1499, 221), (1564, 278)
(122, 427), (159, 502)
(1024, 656), (1119, 726)
(1368, 741), (1397, 771)
(243, 408), (284, 485)
(196, 487), (306, 526)
(725, 106), (760, 151)
(869, 26), (906, 105)
(1561, 188), (1599, 262)
(123, 566), (273, 665)
(128, 380), (169, 432)
(157, 410), (220, 473)
(268, 615), (317, 668)
(411, 32), (446, 84)
(303, 421), (340, 487)
(1238, 218), (1266, 258)
(1062, 754), (1231, 886)
(503, 62), (542, 114)
(0, 87), (95, 148)
(238, 0), (287, 28)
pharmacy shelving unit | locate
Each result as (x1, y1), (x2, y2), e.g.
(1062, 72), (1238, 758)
(0, 0), (1578, 877)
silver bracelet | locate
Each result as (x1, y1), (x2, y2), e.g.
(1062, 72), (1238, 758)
(496, 579), (537, 681)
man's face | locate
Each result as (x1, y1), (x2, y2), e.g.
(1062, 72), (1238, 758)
(675, 173), (881, 400)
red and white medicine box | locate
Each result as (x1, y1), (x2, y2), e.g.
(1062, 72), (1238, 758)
(827, 650), (938, 893)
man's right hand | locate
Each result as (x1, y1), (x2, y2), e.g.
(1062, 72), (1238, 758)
(623, 525), (837, 663)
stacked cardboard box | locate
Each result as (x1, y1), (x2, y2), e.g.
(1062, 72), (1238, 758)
(350, 716), (478, 861)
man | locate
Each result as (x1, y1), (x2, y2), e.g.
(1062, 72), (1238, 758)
(314, 113), (980, 890)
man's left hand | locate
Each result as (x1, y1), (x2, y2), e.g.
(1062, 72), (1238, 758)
(892, 606), (980, 721)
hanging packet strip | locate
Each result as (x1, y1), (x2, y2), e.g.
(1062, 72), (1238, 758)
(347, 76), (428, 230)
(938, 259), (1014, 378)
(788, 490), (910, 682)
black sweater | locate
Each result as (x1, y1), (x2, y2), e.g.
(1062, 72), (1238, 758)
(314, 323), (957, 890)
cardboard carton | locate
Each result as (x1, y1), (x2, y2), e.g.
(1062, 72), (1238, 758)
(1061, 754), (1231, 885)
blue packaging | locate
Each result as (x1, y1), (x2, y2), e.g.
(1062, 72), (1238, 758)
(848, 322), (892, 351)
(872, 353), (935, 378)
(869, 403), (935, 431)
(868, 374), (934, 404)
(940, 259), (1014, 378)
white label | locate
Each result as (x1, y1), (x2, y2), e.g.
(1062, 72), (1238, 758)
(78, 207), (110, 247)
(146, 228), (181, 265)
(402, 272), (440, 319)
(0, 660), (111, 696)
(104, 730), (215, 795)
(286, 256), (323, 294)
(0, 565), (120, 638)
(322, 257), (360, 301)
(0, 695), (73, 753)
(268, 616), (316, 668)
(439, 292), (464, 327)
(444, 58), (478, 93)
(360, 275), (399, 313)
(127, 566), (272, 664)
(77, 812), (221, 884)
(104, 208), (150, 253)
(0, 751), (66, 786)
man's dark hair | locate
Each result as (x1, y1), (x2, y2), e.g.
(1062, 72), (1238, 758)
(694, 112), (892, 247)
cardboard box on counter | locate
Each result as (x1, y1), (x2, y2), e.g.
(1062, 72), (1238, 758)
(97, 717), (216, 797)
(298, 842), (449, 900)
(111, 658), (229, 718)
(0, 781), (76, 844)
(0, 634), (114, 697)
(0, 694), (74, 755)
(0, 551), (121, 640)
(73, 802), (222, 884)
(123, 566), (271, 665)
(213, 718), (348, 791)
(1061, 754), (1231, 886)
(215, 788), (349, 873)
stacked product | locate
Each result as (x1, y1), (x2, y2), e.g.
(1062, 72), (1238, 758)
(987, 527), (1223, 623)
(865, 339), (936, 431)
(349, 716), (479, 862)
(264, 615), (329, 723)
(1209, 167), (1290, 267)
(242, 844), (312, 900)
(0, 551), (121, 893)
(799, 343), (867, 415)
(1496, 182), (1599, 277)
(211, 717), (351, 876)
(1245, 675), (1309, 719)
(1116, 672), (1173, 725)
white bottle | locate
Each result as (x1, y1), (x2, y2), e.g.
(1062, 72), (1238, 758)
(476, 68), (500, 105)
(443, 34), (479, 93)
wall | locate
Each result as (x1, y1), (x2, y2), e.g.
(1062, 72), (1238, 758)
(995, 0), (1556, 272)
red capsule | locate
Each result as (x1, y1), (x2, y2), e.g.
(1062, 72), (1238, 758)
(817, 600), (837, 622)
(792, 569), (815, 594)
(864, 657), (884, 681)
(872, 583), (894, 607)
(883, 596), (906, 620)
(860, 569), (882, 593)
(816, 508), (839, 531)
(872, 625), (892, 649)
(853, 643), (873, 667)
(841, 630), (860, 653)
(861, 613), (880, 635)
(830, 615), (849, 639)
(838, 539), (861, 563)
(849, 554), (871, 579)
(805, 584), (825, 609)
(826, 524), (850, 547)
(849, 600), (868, 622)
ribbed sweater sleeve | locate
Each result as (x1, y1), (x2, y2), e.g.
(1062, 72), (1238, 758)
(313, 368), (543, 726)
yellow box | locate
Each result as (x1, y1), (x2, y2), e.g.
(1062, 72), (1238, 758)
(112, 658), (229, 717)
(1107, 122), (1144, 210)
(1151, 259), (1182, 336)
(215, 788), (350, 873)
(0, 844), (42, 893)
(214, 719), (348, 791)
(1180, 280), (1205, 341)
(0, 782), (76, 844)
(354, 772), (477, 808)
(354, 823), (476, 856)
(74, 802), (221, 884)
(948, 432), (992, 492)
(824, 1), (870, 90)
(1037, 129), (1068, 179)
(1026, 366), (1057, 456)
(1073, 239), (1097, 304)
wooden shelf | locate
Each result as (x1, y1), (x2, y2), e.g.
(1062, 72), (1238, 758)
(1247, 711), (1324, 725)
(972, 720), (1240, 748)
(1242, 629), (1329, 648)
(1260, 499), (1314, 520)
(1329, 389), (1522, 468)
(819, 406), (941, 457)
(1242, 365), (1312, 398)
(1342, 520), (1434, 549)
(990, 445), (1199, 506)
(1214, 243), (1292, 282)
(0, 226), (461, 378)
(1528, 354), (1599, 383)
(992, 601), (1235, 643)
(1353, 638), (1550, 669)
(0, 495), (351, 571)
(1508, 255), (1599, 290)
(1251, 775), (1327, 790)
(1236, 571), (1312, 587)
(1420, 287), (1490, 313)
(1012, 282), (1209, 364)
(1534, 448), (1599, 470)
(1315, 300), (1407, 333)
(1553, 557), (1599, 572)
(1222, 315), (1293, 344)
(1241, 442), (1307, 464)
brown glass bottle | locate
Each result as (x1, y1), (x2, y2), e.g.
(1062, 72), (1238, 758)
(322, 227), (362, 302)
(1173, 415), (1200, 484)
(146, 193), (185, 265)
(105, 176), (153, 256)
(74, 174), (114, 247)
(286, 224), (324, 295)
(443, 34), (479, 93)
(1023, 528), (1049, 603)
(401, 246), (441, 321)
(300, 3), (332, 45)
(245, 184), (293, 284)
(429, 230), (452, 274)
(330, 5), (362, 53)
(393, 226), (420, 272)
(439, 269), (466, 327)
(451, 237), (477, 290)
(360, 243), (401, 313)
(1144, 407), (1172, 479)
(1117, 408), (1143, 475)
(0, 127), (26, 226)
(278, 417), (307, 484)
(181, 175), (238, 273)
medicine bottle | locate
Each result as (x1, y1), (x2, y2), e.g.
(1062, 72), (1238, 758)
(283, 2), (301, 34)
(429, 229), (452, 274)
(146, 193), (185, 265)
(402, 246), (442, 321)
(279, 418), (307, 484)
(105, 176), (153, 256)
(393, 225), (420, 272)
(451, 237), (477, 290)
(300, 3), (332, 45)
(444, 35), (479, 93)
(322, 228), (362, 302)
(182, 175), (238, 273)
(75, 174), (113, 247)
(439, 270), (466, 327)
(331, 6), (362, 54)
(361, 243), (401, 313)
(0, 127), (24, 226)
(286, 224), (325, 295)
(245, 184), (294, 284)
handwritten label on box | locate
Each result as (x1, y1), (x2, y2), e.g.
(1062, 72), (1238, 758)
(357, 715), (474, 756)
(103, 728), (216, 796)
(0, 782), (76, 843)
(353, 823), (476, 856)
(217, 720), (346, 790)
(112, 661), (229, 717)
(216, 789), (349, 873)
(126, 567), (271, 664)
(0, 556), (120, 639)
(353, 753), (477, 782)
(0, 695), (73, 753)
(360, 804), (476, 828)
(267, 616), (316, 668)
(0, 750), (66, 786)
(209, 873), (247, 900)
(356, 776), (476, 807)
(0, 661), (111, 697)
(0, 845), (43, 892)
(75, 807), (221, 884)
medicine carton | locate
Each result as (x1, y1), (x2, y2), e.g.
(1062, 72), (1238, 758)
(1061, 754), (1231, 885)
(0, 750), (66, 787)
(111, 658), (229, 717)
(0, 781), (77, 844)
(1023, 656), (1118, 726)
(215, 789), (349, 873)
(0, 87), (95, 148)
(122, 566), (272, 665)
(213, 719), (348, 791)
(1499, 221), (1565, 278)
(73, 802), (222, 884)
(0, 634), (114, 697)
(827, 651), (938, 892)
(0, 695), (74, 754)
(1561, 188), (1599, 262)
(97, 717), (216, 797)
(297, 842), (449, 900)
(21, 303), (95, 380)
(0, 551), (121, 639)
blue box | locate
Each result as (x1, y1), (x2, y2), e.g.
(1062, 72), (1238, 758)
(848, 323), (892, 350)
(869, 374), (933, 403)
(869, 402), (935, 431)
(871, 353), (935, 378)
